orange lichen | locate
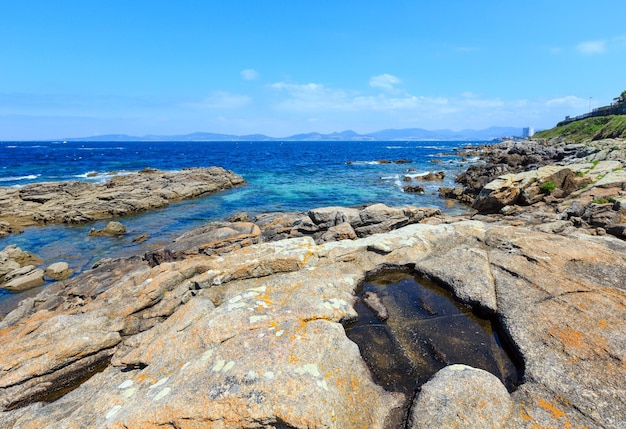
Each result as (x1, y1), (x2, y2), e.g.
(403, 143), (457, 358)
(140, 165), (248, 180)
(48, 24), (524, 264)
(553, 327), (584, 350)
(537, 399), (566, 420)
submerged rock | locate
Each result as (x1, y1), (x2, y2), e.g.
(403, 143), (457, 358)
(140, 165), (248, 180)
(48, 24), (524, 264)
(88, 221), (127, 237)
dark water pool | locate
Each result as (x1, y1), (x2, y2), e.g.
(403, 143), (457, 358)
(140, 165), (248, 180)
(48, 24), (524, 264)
(346, 269), (522, 395)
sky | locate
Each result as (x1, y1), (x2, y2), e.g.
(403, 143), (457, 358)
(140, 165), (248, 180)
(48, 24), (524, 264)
(0, 0), (625, 140)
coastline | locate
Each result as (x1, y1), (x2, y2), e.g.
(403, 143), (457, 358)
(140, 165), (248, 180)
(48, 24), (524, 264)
(0, 137), (625, 428)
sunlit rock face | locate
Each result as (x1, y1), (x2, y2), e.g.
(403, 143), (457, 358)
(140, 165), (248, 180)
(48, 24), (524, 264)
(0, 216), (625, 428)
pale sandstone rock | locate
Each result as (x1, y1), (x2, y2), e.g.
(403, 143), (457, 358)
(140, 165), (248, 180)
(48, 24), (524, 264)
(1, 267), (44, 292)
(44, 262), (73, 281)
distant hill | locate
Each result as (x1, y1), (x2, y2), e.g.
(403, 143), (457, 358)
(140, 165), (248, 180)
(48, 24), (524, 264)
(533, 115), (626, 143)
(66, 126), (524, 142)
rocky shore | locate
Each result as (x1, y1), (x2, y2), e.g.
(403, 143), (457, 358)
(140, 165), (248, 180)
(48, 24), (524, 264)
(0, 167), (245, 237)
(0, 139), (625, 428)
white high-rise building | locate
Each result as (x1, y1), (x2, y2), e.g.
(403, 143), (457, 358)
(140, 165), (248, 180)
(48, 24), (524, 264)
(522, 127), (535, 138)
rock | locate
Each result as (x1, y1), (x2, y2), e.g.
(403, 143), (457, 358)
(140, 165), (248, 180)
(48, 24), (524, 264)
(0, 167), (245, 236)
(409, 364), (513, 429)
(143, 249), (175, 267)
(88, 221), (127, 237)
(169, 221), (262, 258)
(0, 220), (624, 427)
(308, 206), (361, 229)
(132, 233), (149, 243)
(2, 266), (45, 291)
(415, 246), (497, 313)
(403, 185), (425, 193)
(320, 221), (357, 242)
(362, 291), (389, 321)
(226, 211), (250, 222)
(416, 171), (445, 181)
(44, 262), (73, 281)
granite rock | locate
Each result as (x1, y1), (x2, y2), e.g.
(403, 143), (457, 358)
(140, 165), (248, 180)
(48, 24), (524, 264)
(409, 364), (513, 429)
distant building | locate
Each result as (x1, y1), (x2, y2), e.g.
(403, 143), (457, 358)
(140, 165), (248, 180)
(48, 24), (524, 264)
(522, 127), (535, 138)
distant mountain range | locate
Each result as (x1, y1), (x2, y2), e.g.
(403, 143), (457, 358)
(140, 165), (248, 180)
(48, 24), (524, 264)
(66, 126), (524, 142)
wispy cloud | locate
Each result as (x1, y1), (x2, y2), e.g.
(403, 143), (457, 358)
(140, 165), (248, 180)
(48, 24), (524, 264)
(368, 74), (401, 91)
(577, 40), (606, 54)
(240, 69), (260, 81)
(183, 91), (251, 109)
(576, 36), (626, 54)
(267, 81), (447, 112)
(546, 95), (587, 108)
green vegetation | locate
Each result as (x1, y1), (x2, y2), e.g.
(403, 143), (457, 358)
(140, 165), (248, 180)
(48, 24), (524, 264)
(592, 197), (616, 204)
(533, 115), (626, 143)
(576, 171), (585, 177)
(539, 181), (556, 194)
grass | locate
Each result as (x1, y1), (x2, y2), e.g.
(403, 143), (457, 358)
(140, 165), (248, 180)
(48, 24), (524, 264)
(592, 197), (616, 204)
(533, 115), (626, 143)
(539, 181), (556, 194)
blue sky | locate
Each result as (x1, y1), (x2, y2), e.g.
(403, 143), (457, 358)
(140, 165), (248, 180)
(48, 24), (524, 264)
(1, 1), (625, 140)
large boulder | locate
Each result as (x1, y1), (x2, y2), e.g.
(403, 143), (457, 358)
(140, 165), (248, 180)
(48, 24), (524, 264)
(409, 364), (513, 429)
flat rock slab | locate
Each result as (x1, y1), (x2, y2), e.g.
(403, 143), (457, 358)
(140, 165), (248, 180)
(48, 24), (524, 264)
(0, 167), (245, 234)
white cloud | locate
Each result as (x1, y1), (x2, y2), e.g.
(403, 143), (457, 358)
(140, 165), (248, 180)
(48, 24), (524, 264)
(369, 74), (402, 90)
(577, 40), (607, 54)
(240, 69), (260, 81)
(546, 95), (587, 108)
(183, 91), (251, 109)
(268, 81), (446, 112)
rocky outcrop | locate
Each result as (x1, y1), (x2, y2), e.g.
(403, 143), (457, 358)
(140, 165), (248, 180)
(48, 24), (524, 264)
(0, 215), (624, 428)
(452, 138), (626, 203)
(158, 204), (442, 262)
(0, 167), (245, 235)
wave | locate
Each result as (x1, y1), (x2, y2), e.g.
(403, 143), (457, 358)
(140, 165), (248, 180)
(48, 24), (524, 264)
(77, 147), (126, 151)
(347, 161), (382, 166)
(0, 174), (40, 182)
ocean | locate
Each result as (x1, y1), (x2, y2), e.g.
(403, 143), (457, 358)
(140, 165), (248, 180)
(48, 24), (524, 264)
(0, 140), (485, 313)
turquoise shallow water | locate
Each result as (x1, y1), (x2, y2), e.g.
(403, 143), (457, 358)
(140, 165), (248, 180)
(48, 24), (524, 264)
(0, 140), (486, 312)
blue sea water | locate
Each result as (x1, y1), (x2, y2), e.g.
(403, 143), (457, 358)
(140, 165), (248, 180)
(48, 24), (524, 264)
(0, 140), (485, 313)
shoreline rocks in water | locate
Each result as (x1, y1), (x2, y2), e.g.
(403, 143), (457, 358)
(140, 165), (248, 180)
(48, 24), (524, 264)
(1, 245), (74, 292)
(0, 167), (245, 236)
(0, 139), (625, 428)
